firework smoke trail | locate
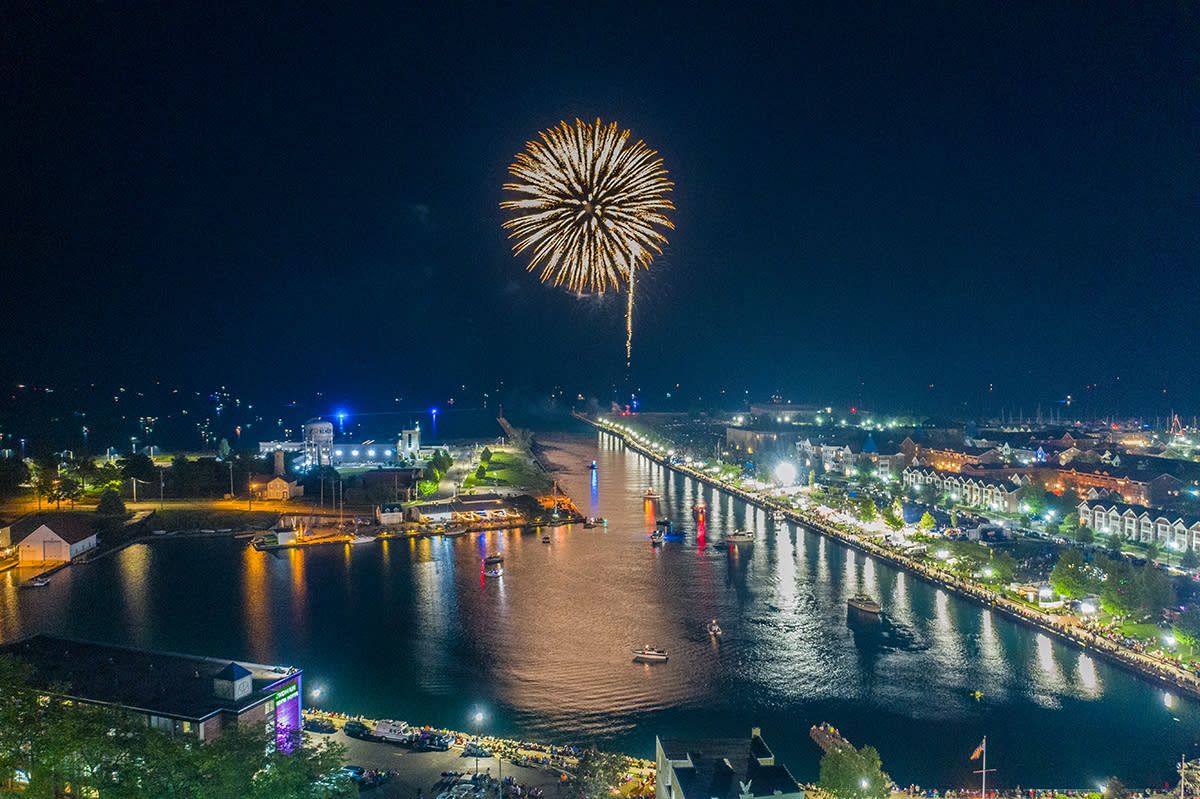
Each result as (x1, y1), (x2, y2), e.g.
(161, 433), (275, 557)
(501, 119), (673, 363)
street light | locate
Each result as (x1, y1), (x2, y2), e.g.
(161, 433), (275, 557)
(472, 711), (484, 775)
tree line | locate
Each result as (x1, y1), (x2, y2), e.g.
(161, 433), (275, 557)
(0, 656), (351, 798)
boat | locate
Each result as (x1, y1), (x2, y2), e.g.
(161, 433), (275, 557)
(590, 460), (598, 470)
(847, 593), (882, 614)
(583, 517), (603, 528)
(724, 529), (755, 544)
(656, 518), (672, 533)
(349, 535), (374, 545)
(692, 498), (708, 522)
(484, 553), (504, 565)
(770, 510), (786, 522)
(632, 646), (669, 662)
(644, 487), (662, 500)
(649, 530), (664, 546)
(707, 619), (723, 636)
(19, 576), (50, 589)
(484, 567), (504, 578)
(541, 533), (551, 543)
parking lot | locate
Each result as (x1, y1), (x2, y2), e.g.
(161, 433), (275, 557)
(327, 731), (569, 798)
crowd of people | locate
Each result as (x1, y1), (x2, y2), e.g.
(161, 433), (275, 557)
(605, 422), (1200, 702)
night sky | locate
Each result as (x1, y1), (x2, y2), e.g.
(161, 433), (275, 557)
(2, 4), (1197, 414)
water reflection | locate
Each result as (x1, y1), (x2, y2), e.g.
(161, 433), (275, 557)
(3, 427), (1198, 787)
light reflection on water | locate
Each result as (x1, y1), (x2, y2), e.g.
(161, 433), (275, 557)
(2, 427), (1199, 786)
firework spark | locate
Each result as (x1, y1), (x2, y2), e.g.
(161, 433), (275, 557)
(501, 118), (674, 363)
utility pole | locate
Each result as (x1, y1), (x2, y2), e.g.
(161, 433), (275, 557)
(131, 476), (138, 504)
(229, 461), (234, 499)
(159, 469), (164, 511)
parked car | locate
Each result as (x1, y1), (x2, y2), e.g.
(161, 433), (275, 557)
(303, 717), (336, 734)
(343, 720), (373, 740)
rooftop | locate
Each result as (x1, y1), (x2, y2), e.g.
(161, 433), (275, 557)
(660, 733), (802, 799)
(0, 635), (299, 721)
(4, 513), (99, 545)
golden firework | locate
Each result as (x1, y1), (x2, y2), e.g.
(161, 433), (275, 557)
(501, 119), (674, 362)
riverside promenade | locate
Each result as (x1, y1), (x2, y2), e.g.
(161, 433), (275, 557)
(577, 412), (1200, 702)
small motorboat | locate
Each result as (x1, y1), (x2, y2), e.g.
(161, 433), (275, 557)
(656, 518), (672, 533)
(632, 646), (669, 662)
(484, 567), (504, 578)
(644, 487), (662, 500)
(541, 533), (551, 544)
(590, 460), (598, 470)
(692, 499), (708, 522)
(484, 553), (504, 566)
(724, 529), (755, 544)
(649, 531), (664, 547)
(583, 517), (603, 528)
(349, 535), (375, 545)
(707, 619), (723, 637)
(847, 593), (882, 614)
(19, 576), (50, 589)
(770, 510), (786, 522)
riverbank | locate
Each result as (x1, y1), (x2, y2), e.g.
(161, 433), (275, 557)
(579, 413), (1200, 702)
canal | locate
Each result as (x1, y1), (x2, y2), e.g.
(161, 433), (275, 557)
(2, 423), (1197, 787)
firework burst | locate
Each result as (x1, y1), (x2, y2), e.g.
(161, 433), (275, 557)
(501, 118), (674, 362)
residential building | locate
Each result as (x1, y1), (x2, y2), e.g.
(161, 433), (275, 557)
(0, 514), (98, 563)
(0, 636), (302, 748)
(249, 474), (303, 501)
(902, 467), (1026, 513)
(1078, 499), (1200, 551)
(656, 728), (804, 799)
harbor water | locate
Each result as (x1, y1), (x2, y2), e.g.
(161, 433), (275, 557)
(2, 421), (1198, 786)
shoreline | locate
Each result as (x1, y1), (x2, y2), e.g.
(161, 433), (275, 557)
(577, 413), (1200, 703)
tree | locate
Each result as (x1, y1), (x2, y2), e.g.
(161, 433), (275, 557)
(1184, 548), (1200, 571)
(475, 465), (487, 480)
(96, 487), (127, 517)
(48, 476), (82, 509)
(566, 748), (626, 799)
(918, 511), (936, 531)
(1134, 564), (1175, 616)
(118, 453), (156, 483)
(818, 743), (889, 799)
(1050, 548), (1095, 599)
(1105, 531), (1123, 558)
(1074, 525), (1094, 545)
(857, 499), (877, 523)
(0, 458), (30, 496)
(881, 506), (903, 531)
(69, 455), (98, 491)
(0, 654), (353, 798)
(480, 447), (493, 464)
(1146, 542), (1160, 563)
(218, 438), (232, 460)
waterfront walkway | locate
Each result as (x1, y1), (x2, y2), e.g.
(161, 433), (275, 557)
(580, 413), (1200, 702)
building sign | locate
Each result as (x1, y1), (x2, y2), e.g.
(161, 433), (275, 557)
(273, 679), (302, 753)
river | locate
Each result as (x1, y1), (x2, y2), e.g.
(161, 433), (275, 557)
(2, 421), (1197, 787)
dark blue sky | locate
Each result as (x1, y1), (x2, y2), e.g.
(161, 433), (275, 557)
(2, 3), (1197, 415)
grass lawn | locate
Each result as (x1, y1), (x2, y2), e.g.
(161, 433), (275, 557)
(149, 509), (280, 531)
(463, 451), (550, 491)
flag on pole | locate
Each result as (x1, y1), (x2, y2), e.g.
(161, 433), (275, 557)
(970, 739), (985, 761)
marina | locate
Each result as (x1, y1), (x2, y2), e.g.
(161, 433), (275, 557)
(3, 424), (1200, 787)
